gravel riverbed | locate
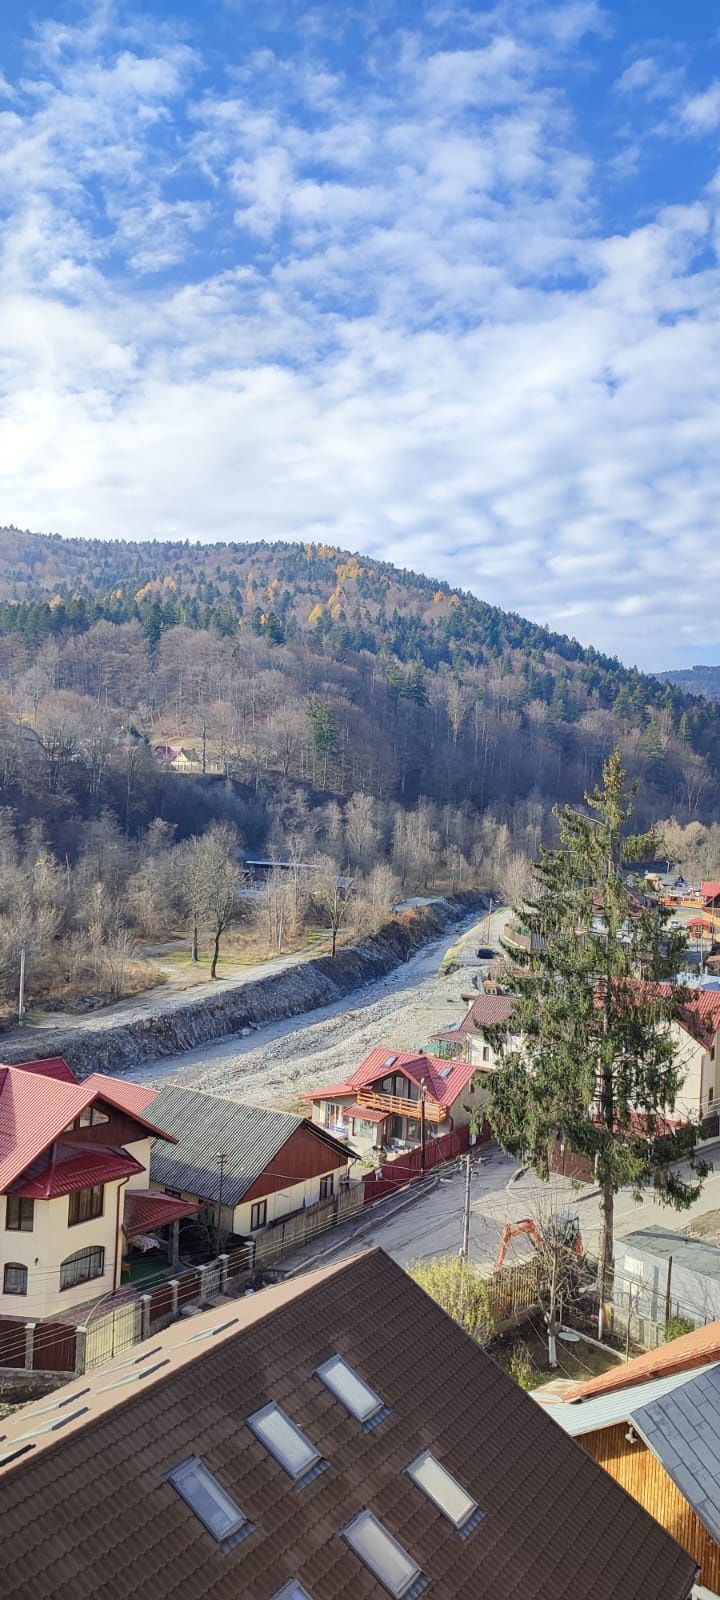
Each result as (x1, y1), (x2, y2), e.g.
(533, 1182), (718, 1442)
(125, 909), (504, 1110)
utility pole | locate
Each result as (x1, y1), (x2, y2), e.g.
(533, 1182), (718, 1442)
(460, 1153), (472, 1260)
(420, 1086), (426, 1173)
(664, 1255), (673, 1330)
(216, 1153), (227, 1258)
(18, 946), (26, 1025)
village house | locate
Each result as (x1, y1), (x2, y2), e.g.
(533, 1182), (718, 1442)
(614, 1227), (720, 1332)
(148, 1084), (361, 1241)
(0, 1057), (196, 1321)
(535, 1320), (720, 1596)
(0, 1247), (698, 1600)
(152, 742), (200, 771)
(306, 1046), (482, 1157)
(431, 992), (517, 1069)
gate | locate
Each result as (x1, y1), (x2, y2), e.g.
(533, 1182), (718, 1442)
(200, 1261), (222, 1302)
(85, 1299), (143, 1371)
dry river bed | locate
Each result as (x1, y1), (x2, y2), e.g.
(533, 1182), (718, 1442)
(124, 910), (504, 1111)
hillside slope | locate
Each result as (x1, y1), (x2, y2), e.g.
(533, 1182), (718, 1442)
(661, 666), (720, 702)
(0, 527), (718, 833)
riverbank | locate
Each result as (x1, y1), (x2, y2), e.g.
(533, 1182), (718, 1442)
(2, 893), (483, 1080)
(120, 903), (508, 1110)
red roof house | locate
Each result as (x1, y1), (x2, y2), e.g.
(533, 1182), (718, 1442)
(0, 1057), (196, 1321)
(307, 1046), (482, 1153)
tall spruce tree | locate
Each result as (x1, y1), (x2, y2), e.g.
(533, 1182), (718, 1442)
(488, 752), (706, 1329)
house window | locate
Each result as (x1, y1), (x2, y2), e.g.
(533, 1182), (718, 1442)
(342, 1510), (425, 1598)
(324, 1103), (343, 1129)
(247, 1402), (320, 1480)
(482, 1047), (490, 1063)
(68, 1185), (104, 1226)
(708, 1085), (715, 1110)
(60, 1246), (105, 1291)
(6, 1196), (34, 1232)
(167, 1456), (251, 1545)
(319, 1175), (334, 1201)
(3, 1263), (27, 1296)
(406, 1449), (481, 1532)
(315, 1355), (384, 1423)
(250, 1199), (267, 1231)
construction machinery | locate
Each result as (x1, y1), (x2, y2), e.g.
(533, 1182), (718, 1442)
(495, 1211), (584, 1270)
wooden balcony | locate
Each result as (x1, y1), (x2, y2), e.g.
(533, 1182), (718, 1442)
(355, 1090), (447, 1124)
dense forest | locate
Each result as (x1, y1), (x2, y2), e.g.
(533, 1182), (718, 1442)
(661, 666), (720, 702)
(0, 526), (718, 1019)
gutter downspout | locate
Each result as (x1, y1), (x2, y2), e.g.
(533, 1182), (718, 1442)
(114, 1177), (131, 1292)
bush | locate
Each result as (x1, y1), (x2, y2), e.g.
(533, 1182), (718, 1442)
(665, 1315), (695, 1341)
(409, 1255), (496, 1342)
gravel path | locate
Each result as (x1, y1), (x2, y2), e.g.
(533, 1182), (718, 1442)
(125, 909), (504, 1110)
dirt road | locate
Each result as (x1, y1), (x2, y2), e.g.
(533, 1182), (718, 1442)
(124, 908), (506, 1108)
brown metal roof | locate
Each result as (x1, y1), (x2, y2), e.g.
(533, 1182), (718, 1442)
(0, 1249), (696, 1600)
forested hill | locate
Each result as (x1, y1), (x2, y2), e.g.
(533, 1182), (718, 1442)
(661, 666), (720, 702)
(0, 526), (718, 840)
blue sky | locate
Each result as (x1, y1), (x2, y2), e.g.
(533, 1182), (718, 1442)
(1, 2), (720, 669)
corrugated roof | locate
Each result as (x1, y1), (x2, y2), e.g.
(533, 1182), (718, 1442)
(619, 1227), (720, 1285)
(11, 1056), (77, 1083)
(536, 1364), (719, 1437)
(457, 994), (516, 1034)
(0, 1066), (174, 1193)
(149, 1085), (350, 1207)
(11, 1144), (144, 1199)
(123, 1190), (201, 1237)
(565, 1320), (720, 1401)
(0, 1249), (697, 1600)
(633, 1365), (720, 1544)
(307, 1047), (477, 1109)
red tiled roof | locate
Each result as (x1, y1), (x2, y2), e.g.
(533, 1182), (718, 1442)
(308, 1047), (476, 1109)
(123, 1189), (200, 1236)
(565, 1318), (720, 1401)
(456, 993), (516, 1034)
(622, 981), (720, 1050)
(702, 881), (720, 901)
(11, 1056), (78, 1083)
(342, 1103), (387, 1123)
(0, 1066), (174, 1194)
(12, 1144), (145, 1199)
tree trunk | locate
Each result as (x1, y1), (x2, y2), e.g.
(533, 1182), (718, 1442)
(331, 924), (337, 957)
(598, 1175), (614, 1340)
(210, 929), (221, 980)
(192, 915), (199, 963)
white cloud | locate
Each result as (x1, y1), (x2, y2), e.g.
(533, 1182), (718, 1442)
(682, 80), (720, 134)
(0, 2), (719, 669)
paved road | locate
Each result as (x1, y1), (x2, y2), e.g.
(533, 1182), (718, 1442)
(280, 1136), (720, 1278)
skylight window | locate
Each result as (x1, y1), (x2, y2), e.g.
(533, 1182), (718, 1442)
(247, 1402), (320, 1479)
(316, 1356), (384, 1423)
(168, 1456), (251, 1545)
(271, 1585), (314, 1600)
(342, 1510), (425, 1599)
(407, 1450), (480, 1532)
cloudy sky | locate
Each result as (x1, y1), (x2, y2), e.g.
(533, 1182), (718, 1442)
(1, 1), (719, 669)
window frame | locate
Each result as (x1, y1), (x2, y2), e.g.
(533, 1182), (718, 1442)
(59, 1245), (105, 1292)
(167, 1455), (251, 1545)
(315, 1355), (384, 1423)
(6, 1195), (34, 1233)
(246, 1401), (320, 1480)
(3, 1262), (28, 1296)
(250, 1198), (267, 1231)
(406, 1448), (479, 1531)
(68, 1184), (105, 1227)
(319, 1174), (334, 1201)
(342, 1509), (423, 1599)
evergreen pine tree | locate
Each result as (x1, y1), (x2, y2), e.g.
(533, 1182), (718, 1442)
(488, 752), (707, 1330)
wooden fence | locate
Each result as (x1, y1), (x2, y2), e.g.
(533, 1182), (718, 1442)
(253, 1186), (364, 1266)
